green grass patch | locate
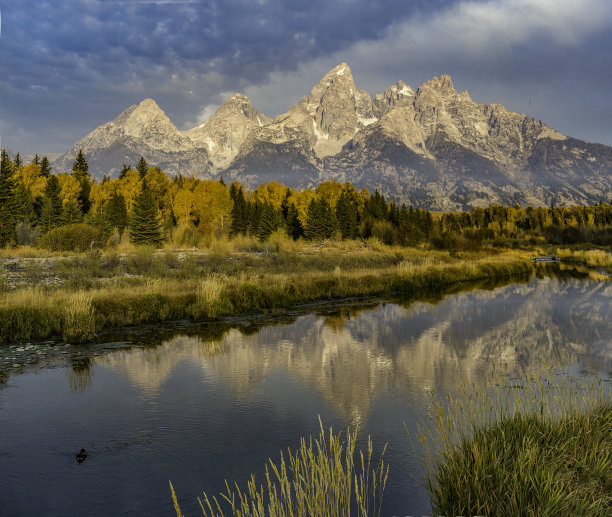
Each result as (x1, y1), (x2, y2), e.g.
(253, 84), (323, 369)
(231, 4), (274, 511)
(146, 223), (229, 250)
(419, 365), (611, 516)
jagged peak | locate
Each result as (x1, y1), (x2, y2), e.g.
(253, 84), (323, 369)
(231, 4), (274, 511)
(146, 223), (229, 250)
(224, 92), (251, 103)
(189, 92), (271, 133)
(309, 63), (358, 103)
(385, 80), (415, 98)
(329, 62), (351, 77)
(418, 74), (455, 93)
(138, 98), (161, 109)
(112, 98), (175, 130)
(215, 92), (254, 113)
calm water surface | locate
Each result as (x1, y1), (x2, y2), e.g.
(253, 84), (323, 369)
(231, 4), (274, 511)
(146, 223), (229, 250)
(0, 275), (610, 516)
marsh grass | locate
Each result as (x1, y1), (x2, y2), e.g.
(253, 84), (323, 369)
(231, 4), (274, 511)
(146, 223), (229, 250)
(195, 274), (227, 318)
(556, 247), (612, 270)
(63, 291), (96, 342)
(171, 419), (388, 517)
(419, 363), (611, 516)
(0, 250), (534, 343)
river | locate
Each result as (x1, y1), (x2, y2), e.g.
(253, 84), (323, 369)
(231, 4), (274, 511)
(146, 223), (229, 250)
(0, 273), (610, 516)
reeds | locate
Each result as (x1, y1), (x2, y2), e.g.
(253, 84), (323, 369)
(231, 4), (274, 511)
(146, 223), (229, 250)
(0, 250), (534, 343)
(419, 362), (611, 516)
(62, 290), (96, 342)
(171, 418), (388, 517)
(195, 274), (226, 318)
(556, 247), (612, 270)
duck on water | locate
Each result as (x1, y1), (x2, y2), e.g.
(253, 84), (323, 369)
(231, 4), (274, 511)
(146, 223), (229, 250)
(76, 449), (87, 463)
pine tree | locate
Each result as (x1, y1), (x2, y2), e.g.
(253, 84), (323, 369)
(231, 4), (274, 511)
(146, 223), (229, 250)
(39, 175), (63, 233)
(14, 153), (22, 169)
(387, 201), (399, 226)
(257, 203), (281, 241)
(366, 190), (387, 220)
(1, 149), (14, 175)
(13, 183), (36, 225)
(72, 150), (91, 214)
(32, 154), (40, 166)
(40, 156), (52, 177)
(0, 150), (17, 246)
(336, 189), (359, 239)
(72, 149), (88, 176)
(129, 183), (164, 246)
(305, 198), (336, 240)
(119, 164), (131, 179)
(247, 200), (263, 236)
(61, 201), (83, 225)
(286, 203), (303, 240)
(136, 156), (148, 179)
(103, 193), (128, 235)
(229, 183), (248, 236)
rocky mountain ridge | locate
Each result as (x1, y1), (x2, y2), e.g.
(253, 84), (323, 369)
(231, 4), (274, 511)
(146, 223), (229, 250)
(54, 63), (612, 209)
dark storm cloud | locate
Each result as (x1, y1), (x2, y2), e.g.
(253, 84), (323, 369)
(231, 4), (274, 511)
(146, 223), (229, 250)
(1, 0), (611, 153)
(0, 0), (453, 152)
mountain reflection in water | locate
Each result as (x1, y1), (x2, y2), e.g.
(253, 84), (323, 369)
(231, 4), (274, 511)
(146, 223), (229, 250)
(93, 276), (611, 425)
(1, 275), (609, 517)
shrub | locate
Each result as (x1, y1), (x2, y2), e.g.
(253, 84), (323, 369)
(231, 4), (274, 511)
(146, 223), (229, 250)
(171, 224), (201, 248)
(15, 222), (41, 246)
(125, 246), (162, 275)
(371, 220), (396, 245)
(38, 223), (107, 252)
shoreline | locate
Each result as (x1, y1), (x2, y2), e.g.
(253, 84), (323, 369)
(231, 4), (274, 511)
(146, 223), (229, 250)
(0, 247), (536, 344)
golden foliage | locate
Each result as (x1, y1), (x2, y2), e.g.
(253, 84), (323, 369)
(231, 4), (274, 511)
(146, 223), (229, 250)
(193, 180), (231, 234)
(57, 173), (81, 205)
(15, 163), (46, 198)
(316, 180), (343, 209)
(117, 168), (142, 211)
(287, 189), (317, 226)
(251, 180), (292, 209)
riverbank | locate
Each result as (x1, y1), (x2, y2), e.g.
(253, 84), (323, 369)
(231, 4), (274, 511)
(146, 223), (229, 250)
(0, 243), (540, 344)
(421, 367), (612, 516)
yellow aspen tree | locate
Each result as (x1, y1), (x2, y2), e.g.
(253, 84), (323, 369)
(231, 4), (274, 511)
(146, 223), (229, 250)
(287, 189), (316, 228)
(192, 180), (231, 235)
(251, 181), (292, 209)
(316, 180), (343, 209)
(173, 188), (196, 226)
(117, 168), (143, 212)
(57, 173), (81, 205)
(14, 163), (46, 199)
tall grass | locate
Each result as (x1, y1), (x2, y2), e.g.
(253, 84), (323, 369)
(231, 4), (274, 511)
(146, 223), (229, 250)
(195, 274), (226, 318)
(556, 248), (612, 270)
(63, 291), (96, 342)
(419, 363), (611, 516)
(171, 419), (388, 517)
(0, 251), (534, 343)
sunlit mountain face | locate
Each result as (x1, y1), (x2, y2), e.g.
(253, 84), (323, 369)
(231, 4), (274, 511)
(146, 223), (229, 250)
(53, 64), (612, 209)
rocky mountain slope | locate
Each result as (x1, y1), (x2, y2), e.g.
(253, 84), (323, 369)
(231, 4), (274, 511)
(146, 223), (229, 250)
(54, 64), (612, 209)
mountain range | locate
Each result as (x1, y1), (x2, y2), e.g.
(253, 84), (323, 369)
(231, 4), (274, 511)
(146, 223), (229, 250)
(54, 63), (612, 210)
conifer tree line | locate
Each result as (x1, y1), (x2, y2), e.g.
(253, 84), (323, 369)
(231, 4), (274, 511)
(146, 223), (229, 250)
(1, 148), (612, 249)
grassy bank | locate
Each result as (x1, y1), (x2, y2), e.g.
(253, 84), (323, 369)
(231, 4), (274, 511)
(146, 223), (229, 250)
(420, 366), (611, 516)
(0, 245), (534, 343)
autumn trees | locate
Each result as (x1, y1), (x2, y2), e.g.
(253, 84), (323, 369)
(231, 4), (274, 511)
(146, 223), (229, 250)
(2, 147), (612, 250)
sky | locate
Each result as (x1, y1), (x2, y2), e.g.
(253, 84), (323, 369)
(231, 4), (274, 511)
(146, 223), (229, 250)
(1, 0), (612, 155)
